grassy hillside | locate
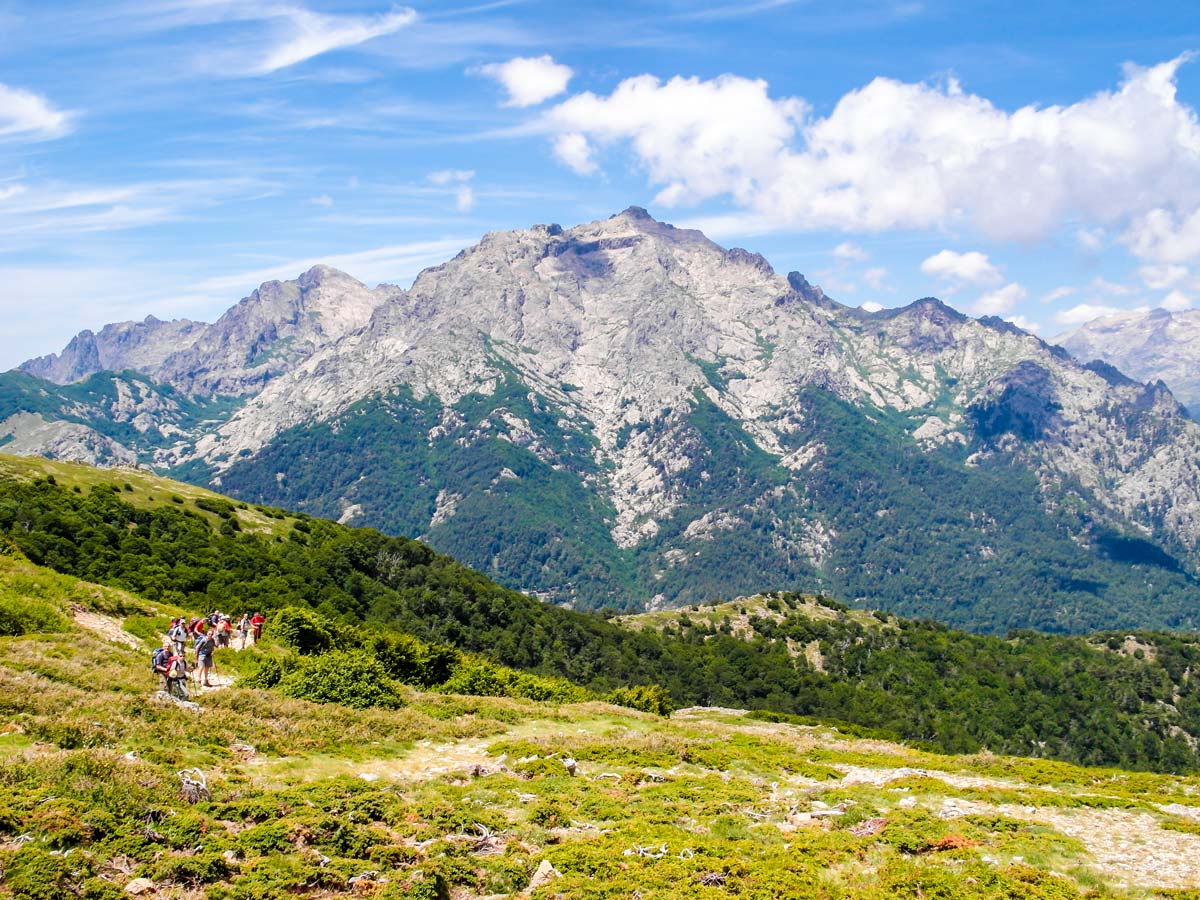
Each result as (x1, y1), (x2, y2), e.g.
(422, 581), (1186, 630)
(7, 554), (1200, 898)
(6, 453), (1200, 776)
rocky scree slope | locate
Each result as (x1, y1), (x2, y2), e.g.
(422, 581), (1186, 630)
(1057, 306), (1200, 417)
(7, 210), (1200, 631)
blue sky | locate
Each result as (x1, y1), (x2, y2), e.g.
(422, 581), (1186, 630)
(1, 0), (1199, 370)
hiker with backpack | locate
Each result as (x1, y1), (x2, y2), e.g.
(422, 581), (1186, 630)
(196, 630), (217, 688)
(250, 612), (264, 644)
(152, 639), (189, 700)
(168, 617), (188, 658)
(235, 614), (249, 649)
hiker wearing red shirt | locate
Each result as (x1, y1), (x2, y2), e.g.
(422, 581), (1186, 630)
(249, 612), (265, 644)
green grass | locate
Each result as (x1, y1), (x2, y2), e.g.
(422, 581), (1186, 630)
(0, 453), (299, 538)
(4, 499), (1200, 898)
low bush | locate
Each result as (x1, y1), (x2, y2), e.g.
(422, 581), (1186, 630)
(0, 595), (70, 636)
(277, 650), (403, 709)
(150, 852), (235, 886)
(605, 684), (675, 716)
(270, 607), (334, 655)
(442, 659), (587, 703)
(365, 631), (459, 687)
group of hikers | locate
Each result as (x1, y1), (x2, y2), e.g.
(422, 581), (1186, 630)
(152, 611), (265, 699)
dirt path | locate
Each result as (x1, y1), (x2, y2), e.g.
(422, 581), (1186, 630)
(71, 606), (140, 649)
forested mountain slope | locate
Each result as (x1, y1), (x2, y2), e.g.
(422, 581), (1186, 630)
(5, 454), (1200, 774)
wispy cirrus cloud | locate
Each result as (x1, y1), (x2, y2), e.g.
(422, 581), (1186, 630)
(182, 237), (475, 298)
(250, 6), (417, 75)
(95, 1), (418, 76)
(0, 176), (275, 238)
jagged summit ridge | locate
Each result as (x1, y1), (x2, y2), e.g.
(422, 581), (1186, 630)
(1058, 308), (1200, 416)
(21, 265), (396, 397)
(21, 315), (206, 384)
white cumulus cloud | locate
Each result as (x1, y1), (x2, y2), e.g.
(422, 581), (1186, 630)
(920, 249), (1002, 286)
(863, 266), (888, 290)
(541, 56), (1200, 247)
(1139, 264), (1190, 290)
(553, 133), (597, 174)
(547, 74), (806, 207)
(1162, 289), (1194, 311)
(479, 55), (573, 108)
(860, 301), (884, 312)
(832, 241), (868, 261)
(1054, 303), (1128, 326)
(974, 282), (1027, 315)
(1124, 207), (1200, 264)
(427, 169), (475, 213)
(1005, 314), (1041, 333)
(0, 83), (71, 141)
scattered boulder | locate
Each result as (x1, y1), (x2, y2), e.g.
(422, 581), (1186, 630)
(525, 859), (560, 894)
(124, 878), (155, 896)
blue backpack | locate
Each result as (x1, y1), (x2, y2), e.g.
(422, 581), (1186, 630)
(152, 646), (170, 672)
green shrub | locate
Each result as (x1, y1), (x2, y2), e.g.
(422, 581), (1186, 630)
(2, 847), (91, 900)
(241, 655), (290, 689)
(0, 535), (26, 558)
(605, 684), (675, 716)
(0, 595), (71, 636)
(366, 631), (460, 687)
(271, 607), (333, 655)
(277, 651), (403, 709)
(381, 871), (449, 900)
(528, 798), (567, 827)
(442, 661), (513, 697)
(195, 497), (236, 518)
(510, 671), (588, 703)
(150, 852), (234, 886)
(235, 819), (293, 855)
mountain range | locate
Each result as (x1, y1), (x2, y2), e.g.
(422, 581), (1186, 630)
(5, 207), (1200, 633)
(1057, 307), (1200, 417)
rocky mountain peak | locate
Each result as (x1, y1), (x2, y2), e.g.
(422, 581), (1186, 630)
(21, 318), (204, 385)
(296, 264), (359, 291)
(156, 265), (392, 397)
(1058, 308), (1200, 416)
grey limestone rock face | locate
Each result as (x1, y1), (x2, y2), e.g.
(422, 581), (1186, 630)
(20, 316), (206, 384)
(157, 265), (398, 397)
(21, 265), (395, 399)
(181, 209), (1200, 561)
(1057, 308), (1200, 417)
